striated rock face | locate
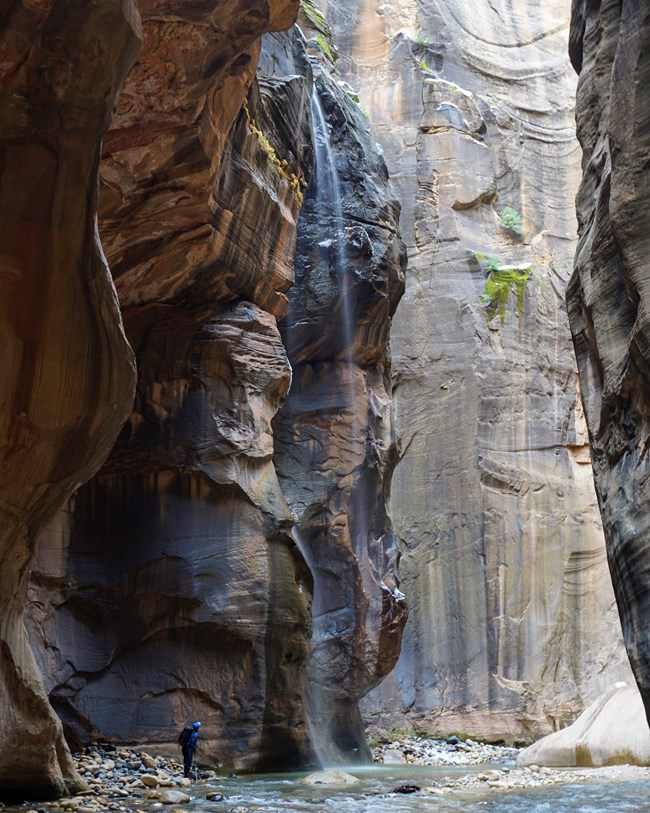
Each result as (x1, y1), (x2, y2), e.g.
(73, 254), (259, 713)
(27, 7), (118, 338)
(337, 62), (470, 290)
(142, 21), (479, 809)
(324, 0), (633, 740)
(0, 0), (140, 800)
(27, 5), (406, 771)
(567, 3), (650, 724)
(100, 0), (300, 320)
(26, 3), (312, 773)
(272, 46), (407, 763)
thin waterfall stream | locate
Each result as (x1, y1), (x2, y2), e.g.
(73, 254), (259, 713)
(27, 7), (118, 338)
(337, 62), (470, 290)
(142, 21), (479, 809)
(310, 88), (355, 364)
(287, 83), (372, 768)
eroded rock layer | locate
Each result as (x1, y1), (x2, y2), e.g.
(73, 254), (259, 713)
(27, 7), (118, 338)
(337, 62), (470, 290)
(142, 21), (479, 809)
(567, 2), (650, 723)
(0, 0), (141, 800)
(27, 4), (311, 772)
(322, 0), (633, 740)
(26, 8), (407, 770)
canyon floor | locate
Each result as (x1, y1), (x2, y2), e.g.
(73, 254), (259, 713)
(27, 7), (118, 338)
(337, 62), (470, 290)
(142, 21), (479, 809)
(4, 739), (650, 813)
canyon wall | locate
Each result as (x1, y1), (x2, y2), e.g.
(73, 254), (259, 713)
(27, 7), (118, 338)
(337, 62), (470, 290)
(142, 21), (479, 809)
(0, 0), (141, 800)
(27, 2), (309, 773)
(567, 2), (650, 723)
(320, 0), (634, 740)
(7, 0), (647, 791)
(25, 8), (406, 772)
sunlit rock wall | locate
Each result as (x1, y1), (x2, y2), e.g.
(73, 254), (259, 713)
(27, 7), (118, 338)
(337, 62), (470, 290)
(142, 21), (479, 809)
(322, 0), (633, 740)
(26, 1), (315, 773)
(567, 2), (650, 724)
(0, 1), (140, 800)
(272, 35), (408, 763)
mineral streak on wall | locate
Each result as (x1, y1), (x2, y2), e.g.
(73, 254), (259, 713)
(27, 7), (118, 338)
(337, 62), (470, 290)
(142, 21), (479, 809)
(272, 26), (408, 763)
(320, 0), (634, 740)
(567, 1), (650, 725)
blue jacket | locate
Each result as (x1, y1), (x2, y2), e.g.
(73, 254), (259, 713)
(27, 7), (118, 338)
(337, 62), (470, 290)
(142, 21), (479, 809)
(188, 730), (199, 751)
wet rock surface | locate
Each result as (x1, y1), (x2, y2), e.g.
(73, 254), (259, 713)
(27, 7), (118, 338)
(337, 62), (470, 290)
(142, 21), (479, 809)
(272, 43), (407, 764)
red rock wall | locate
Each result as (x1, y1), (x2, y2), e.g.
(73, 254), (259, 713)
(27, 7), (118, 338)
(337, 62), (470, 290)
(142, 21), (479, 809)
(0, 0), (141, 800)
(27, 3), (311, 773)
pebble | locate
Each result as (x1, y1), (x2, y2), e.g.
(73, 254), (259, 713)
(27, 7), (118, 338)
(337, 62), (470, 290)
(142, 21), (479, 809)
(373, 733), (519, 767)
(373, 734), (650, 796)
(139, 775), (159, 788)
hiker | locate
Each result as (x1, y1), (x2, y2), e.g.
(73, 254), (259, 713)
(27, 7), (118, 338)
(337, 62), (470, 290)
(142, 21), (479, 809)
(178, 721), (201, 778)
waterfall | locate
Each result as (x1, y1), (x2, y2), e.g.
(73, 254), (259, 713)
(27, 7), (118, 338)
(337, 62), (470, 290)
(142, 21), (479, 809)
(310, 89), (355, 361)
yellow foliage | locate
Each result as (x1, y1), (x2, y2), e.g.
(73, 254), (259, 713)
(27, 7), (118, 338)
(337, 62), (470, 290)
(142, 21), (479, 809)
(243, 100), (306, 205)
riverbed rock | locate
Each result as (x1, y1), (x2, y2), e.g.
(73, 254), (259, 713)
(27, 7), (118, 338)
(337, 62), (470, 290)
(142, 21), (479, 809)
(158, 790), (190, 805)
(324, 0), (634, 742)
(140, 775), (159, 789)
(567, 0), (650, 729)
(302, 770), (360, 786)
(518, 683), (650, 767)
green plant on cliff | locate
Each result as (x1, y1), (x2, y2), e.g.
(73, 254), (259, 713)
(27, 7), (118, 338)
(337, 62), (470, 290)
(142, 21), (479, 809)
(316, 33), (335, 65)
(481, 261), (532, 322)
(299, 0), (338, 65)
(499, 206), (525, 236)
(242, 99), (306, 205)
(300, 0), (327, 29)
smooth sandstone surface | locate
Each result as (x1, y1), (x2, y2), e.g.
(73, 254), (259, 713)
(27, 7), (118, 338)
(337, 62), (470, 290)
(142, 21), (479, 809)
(517, 683), (650, 767)
(567, 0), (650, 728)
(0, 0), (140, 799)
(324, 0), (634, 740)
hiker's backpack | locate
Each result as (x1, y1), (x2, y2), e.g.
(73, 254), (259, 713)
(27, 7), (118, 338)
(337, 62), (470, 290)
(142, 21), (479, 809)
(178, 725), (193, 747)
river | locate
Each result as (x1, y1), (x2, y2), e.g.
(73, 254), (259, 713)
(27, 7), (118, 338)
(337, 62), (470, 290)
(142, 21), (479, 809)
(191, 765), (650, 813)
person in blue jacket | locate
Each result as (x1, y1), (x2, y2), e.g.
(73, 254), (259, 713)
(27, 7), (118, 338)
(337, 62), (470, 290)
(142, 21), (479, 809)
(181, 721), (200, 778)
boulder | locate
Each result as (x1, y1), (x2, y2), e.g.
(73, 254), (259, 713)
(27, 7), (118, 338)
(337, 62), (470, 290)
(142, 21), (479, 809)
(158, 790), (190, 805)
(140, 775), (159, 788)
(517, 683), (650, 767)
(302, 770), (360, 786)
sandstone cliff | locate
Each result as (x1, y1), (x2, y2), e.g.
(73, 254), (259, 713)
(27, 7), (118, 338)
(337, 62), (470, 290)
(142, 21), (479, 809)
(567, 1), (650, 725)
(25, 9), (406, 772)
(27, 1), (308, 773)
(0, 0), (141, 800)
(322, 0), (633, 740)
